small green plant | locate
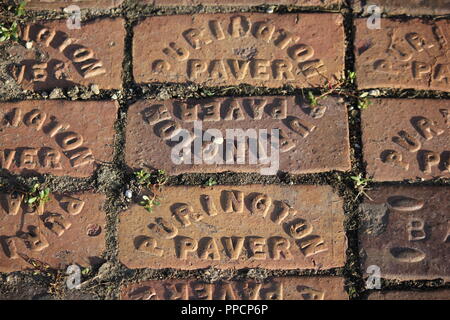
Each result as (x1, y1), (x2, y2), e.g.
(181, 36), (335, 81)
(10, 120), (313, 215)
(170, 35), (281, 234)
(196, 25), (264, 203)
(140, 194), (161, 213)
(18, 252), (54, 277)
(304, 70), (371, 111)
(357, 92), (372, 110)
(0, 21), (19, 42)
(345, 71), (356, 85)
(135, 169), (152, 187)
(350, 174), (373, 200)
(81, 267), (91, 276)
(16, 1), (26, 17)
(0, 1), (26, 42)
(155, 169), (168, 185)
(202, 88), (215, 97)
(24, 183), (51, 214)
(204, 177), (217, 187)
(134, 168), (167, 188)
(347, 286), (357, 298)
(357, 98), (371, 110)
(306, 91), (319, 107)
(135, 168), (166, 213)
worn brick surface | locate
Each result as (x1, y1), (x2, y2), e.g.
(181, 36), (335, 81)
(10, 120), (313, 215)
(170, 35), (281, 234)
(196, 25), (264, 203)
(125, 96), (350, 175)
(368, 290), (450, 300)
(359, 186), (450, 281)
(8, 18), (124, 91)
(121, 277), (348, 300)
(0, 281), (49, 300)
(352, 0), (450, 16)
(133, 13), (345, 88)
(0, 100), (117, 177)
(23, 0), (124, 10)
(145, 0), (341, 6)
(0, 192), (106, 272)
(354, 19), (450, 92)
(118, 185), (346, 270)
(361, 99), (450, 181)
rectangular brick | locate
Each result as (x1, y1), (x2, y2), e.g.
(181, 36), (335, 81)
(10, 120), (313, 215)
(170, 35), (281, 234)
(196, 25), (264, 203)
(125, 96), (350, 175)
(145, 0), (341, 6)
(133, 13), (345, 88)
(118, 185), (346, 270)
(354, 18), (450, 92)
(361, 98), (450, 181)
(362, 99), (450, 181)
(121, 277), (348, 300)
(0, 100), (118, 177)
(368, 290), (450, 300)
(352, 0), (450, 16)
(0, 192), (106, 272)
(359, 186), (450, 281)
(23, 0), (124, 10)
(10, 18), (124, 90)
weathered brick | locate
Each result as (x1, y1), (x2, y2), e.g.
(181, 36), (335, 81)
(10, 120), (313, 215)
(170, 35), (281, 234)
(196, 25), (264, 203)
(368, 290), (450, 300)
(352, 0), (450, 16)
(361, 99), (450, 181)
(0, 192), (106, 272)
(0, 280), (49, 300)
(23, 0), (124, 10)
(359, 186), (450, 281)
(125, 96), (350, 175)
(133, 13), (345, 88)
(121, 277), (348, 300)
(0, 100), (117, 177)
(145, 0), (341, 7)
(9, 18), (124, 90)
(118, 185), (346, 270)
(354, 18), (450, 92)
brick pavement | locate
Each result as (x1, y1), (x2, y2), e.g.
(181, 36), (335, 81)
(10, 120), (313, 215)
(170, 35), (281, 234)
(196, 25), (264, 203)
(0, 0), (448, 301)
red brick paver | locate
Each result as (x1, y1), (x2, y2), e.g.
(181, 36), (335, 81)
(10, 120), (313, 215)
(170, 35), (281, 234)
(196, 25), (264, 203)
(133, 13), (345, 88)
(361, 99), (450, 181)
(145, 0), (341, 6)
(0, 100), (118, 177)
(10, 18), (124, 90)
(0, 192), (106, 272)
(359, 186), (449, 281)
(121, 277), (348, 300)
(352, 0), (450, 16)
(125, 96), (350, 175)
(118, 185), (346, 270)
(368, 290), (450, 300)
(354, 18), (450, 92)
(23, 0), (124, 10)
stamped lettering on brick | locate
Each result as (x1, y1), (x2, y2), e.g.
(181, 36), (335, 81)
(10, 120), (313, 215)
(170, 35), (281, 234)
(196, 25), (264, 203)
(133, 13), (345, 88)
(0, 192), (106, 272)
(0, 101), (117, 177)
(24, 0), (124, 10)
(361, 99), (449, 181)
(125, 96), (350, 175)
(355, 19), (450, 92)
(9, 18), (124, 90)
(118, 185), (346, 270)
(121, 277), (348, 300)
(359, 187), (449, 281)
